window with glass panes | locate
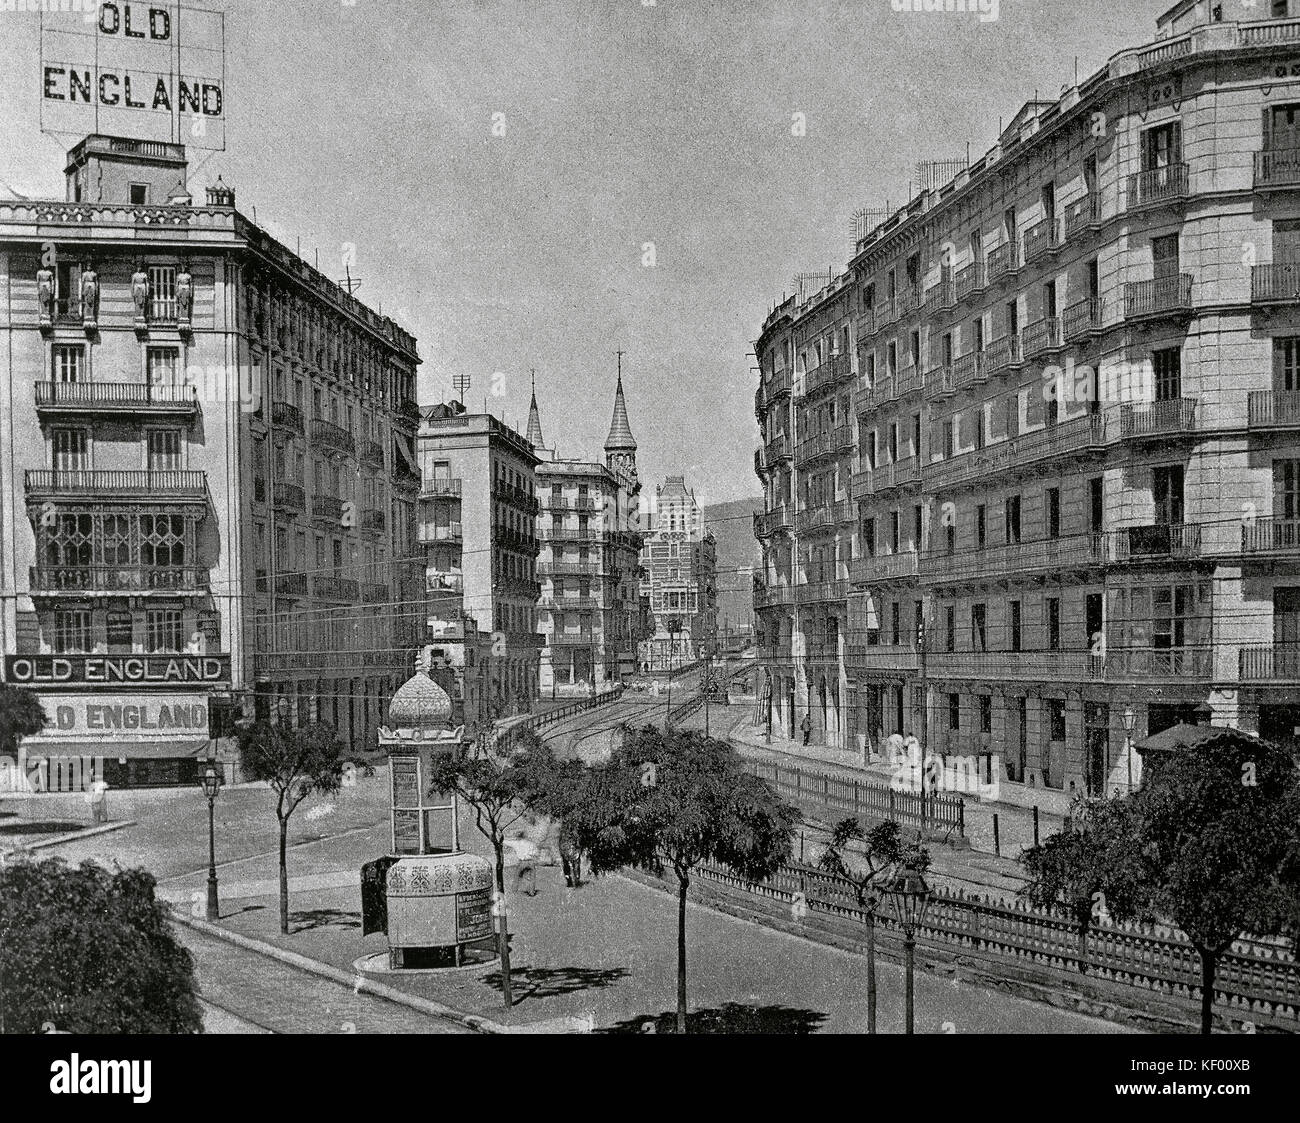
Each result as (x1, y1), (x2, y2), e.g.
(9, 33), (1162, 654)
(54, 609), (92, 652)
(147, 346), (179, 385)
(146, 608), (184, 652)
(51, 427), (88, 470)
(52, 344), (83, 383)
(146, 429), (182, 471)
(1153, 348), (1181, 401)
(148, 265), (177, 321)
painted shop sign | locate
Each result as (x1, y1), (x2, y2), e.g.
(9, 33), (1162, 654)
(4, 655), (231, 685)
(26, 694), (210, 740)
(455, 888), (493, 943)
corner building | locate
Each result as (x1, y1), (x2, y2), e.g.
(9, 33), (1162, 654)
(0, 136), (422, 785)
(755, 3), (1300, 812)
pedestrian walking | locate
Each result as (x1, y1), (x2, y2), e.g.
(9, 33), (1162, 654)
(510, 831), (539, 897)
(801, 713), (812, 746)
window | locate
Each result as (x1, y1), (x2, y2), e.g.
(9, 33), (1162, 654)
(52, 344), (83, 383)
(147, 429), (182, 471)
(45, 512), (92, 568)
(948, 693), (961, 731)
(1276, 459), (1300, 520)
(51, 427), (88, 471)
(1047, 596), (1061, 651)
(889, 510), (901, 553)
(55, 609), (92, 653)
(1009, 600), (1022, 652)
(1048, 699), (1067, 742)
(979, 695), (992, 735)
(146, 608), (184, 652)
(130, 184), (149, 205)
(1046, 487), (1061, 539)
(141, 514), (186, 568)
(944, 605), (956, 652)
(1274, 338), (1300, 391)
(102, 514), (131, 566)
(1153, 348), (1181, 401)
(1152, 234), (1180, 280)
(55, 260), (80, 319)
(147, 346), (179, 385)
(148, 265), (177, 321)
(1005, 495), (1022, 544)
(891, 602), (901, 646)
(972, 603), (987, 652)
(1142, 122), (1182, 173)
(863, 517), (876, 557)
(976, 504), (987, 549)
(1089, 477), (1104, 534)
(1154, 465), (1185, 525)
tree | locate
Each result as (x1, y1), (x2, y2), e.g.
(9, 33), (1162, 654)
(817, 817), (924, 1033)
(1020, 793), (1147, 972)
(1127, 732), (1300, 1034)
(237, 721), (347, 934)
(0, 856), (202, 1034)
(425, 726), (563, 1009)
(571, 725), (797, 1032)
(0, 682), (48, 762)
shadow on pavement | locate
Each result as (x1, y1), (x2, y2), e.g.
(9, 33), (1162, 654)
(483, 965), (629, 1003)
(599, 1003), (827, 1034)
(291, 908), (362, 932)
(0, 820), (84, 837)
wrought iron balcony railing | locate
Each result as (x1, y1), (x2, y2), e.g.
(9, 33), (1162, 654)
(271, 400), (304, 435)
(311, 495), (344, 523)
(1241, 516), (1300, 556)
(35, 381), (198, 413)
(1239, 644), (1300, 683)
(313, 574), (360, 601)
(1022, 216), (1062, 263)
(927, 650), (1101, 683)
(359, 439), (386, 468)
(1063, 298), (1103, 342)
(28, 565), (210, 594)
(1105, 646), (1213, 681)
(1115, 397), (1197, 439)
(311, 418), (355, 457)
(1106, 522), (1203, 563)
(921, 533), (1104, 584)
(421, 478), (464, 499)
(1123, 274), (1194, 320)
(1251, 263), (1300, 304)
(844, 642), (919, 674)
(954, 262), (986, 302)
(850, 551), (919, 585)
(986, 241), (1018, 283)
(361, 508), (386, 534)
(1126, 163), (1189, 210)
(1063, 194), (1101, 240)
(1020, 317), (1063, 359)
(273, 482), (305, 511)
(276, 571), (308, 597)
(1254, 147), (1300, 190)
(924, 414), (1106, 491)
(1247, 390), (1300, 429)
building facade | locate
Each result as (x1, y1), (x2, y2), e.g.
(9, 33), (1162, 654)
(638, 475), (719, 670)
(416, 402), (542, 733)
(0, 135), (423, 786)
(532, 376), (648, 696)
(755, 4), (1300, 811)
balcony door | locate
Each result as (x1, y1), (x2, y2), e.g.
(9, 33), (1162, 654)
(1266, 103), (1300, 152)
(1152, 234), (1180, 282)
(1154, 464), (1185, 526)
(1142, 121), (1182, 173)
(1277, 588), (1300, 648)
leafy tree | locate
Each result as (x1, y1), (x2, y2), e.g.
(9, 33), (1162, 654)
(571, 725), (797, 1032)
(1020, 794), (1147, 972)
(238, 721), (347, 934)
(0, 682), (47, 763)
(0, 856), (202, 1034)
(816, 818), (924, 1033)
(1127, 732), (1300, 1034)
(425, 726), (563, 1009)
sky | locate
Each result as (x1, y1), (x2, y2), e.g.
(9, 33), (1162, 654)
(0, 0), (1161, 505)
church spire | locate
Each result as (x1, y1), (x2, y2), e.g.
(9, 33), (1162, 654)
(526, 368), (545, 451)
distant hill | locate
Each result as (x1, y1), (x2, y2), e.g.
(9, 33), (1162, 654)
(703, 496), (763, 643)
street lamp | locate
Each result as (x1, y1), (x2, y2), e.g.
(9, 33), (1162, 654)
(884, 864), (931, 1034)
(1120, 704), (1136, 795)
(198, 759), (223, 921)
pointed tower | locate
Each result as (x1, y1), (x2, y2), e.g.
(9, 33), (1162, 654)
(604, 357), (638, 484)
(526, 369), (546, 451)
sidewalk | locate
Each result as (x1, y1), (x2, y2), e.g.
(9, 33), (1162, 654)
(723, 718), (1071, 895)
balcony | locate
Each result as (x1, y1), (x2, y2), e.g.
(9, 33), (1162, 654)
(311, 418), (355, 458)
(399, 400), (423, 426)
(273, 482), (305, 512)
(1247, 390), (1300, 430)
(1241, 517), (1300, 557)
(802, 579), (848, 605)
(275, 571), (308, 598)
(954, 262), (985, 303)
(1123, 274), (1194, 321)
(924, 414), (1106, 492)
(1064, 194), (1101, 240)
(421, 478), (463, 499)
(35, 381), (198, 416)
(311, 495), (344, 524)
(25, 469), (207, 502)
(539, 560), (602, 577)
(359, 439), (386, 468)
(1239, 644), (1300, 684)
(850, 551), (918, 585)
(797, 426), (854, 465)
(1107, 522), (1203, 563)
(949, 351), (987, 392)
(753, 582), (798, 610)
(1115, 398), (1197, 440)
(895, 364), (925, 398)
(313, 574), (360, 601)
(986, 241), (1018, 284)
(923, 279), (955, 314)
(873, 297), (898, 330)
(271, 400), (304, 436)
(392, 460), (422, 492)
(856, 311), (875, 340)
(1105, 647), (1213, 681)
(28, 565), (210, 595)
(1063, 298), (1103, 342)
(921, 533), (1104, 584)
(767, 431), (792, 462)
(927, 650), (1100, 683)
(877, 458), (921, 496)
(418, 523), (464, 545)
(540, 596), (605, 612)
(1020, 317), (1063, 359)
(361, 508), (386, 535)
(1253, 147), (1300, 191)
(1251, 264), (1300, 305)
(845, 643), (918, 675)
(983, 334), (1021, 376)
(795, 507), (833, 536)
(802, 353), (852, 398)
(1126, 164), (1189, 211)
(1022, 216), (1062, 264)
(895, 286), (921, 320)
(549, 630), (597, 646)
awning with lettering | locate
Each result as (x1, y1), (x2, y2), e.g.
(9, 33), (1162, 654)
(19, 738), (215, 761)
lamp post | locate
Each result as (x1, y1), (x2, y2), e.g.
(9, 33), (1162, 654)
(885, 864), (932, 1034)
(1120, 704), (1136, 795)
(198, 759), (223, 921)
